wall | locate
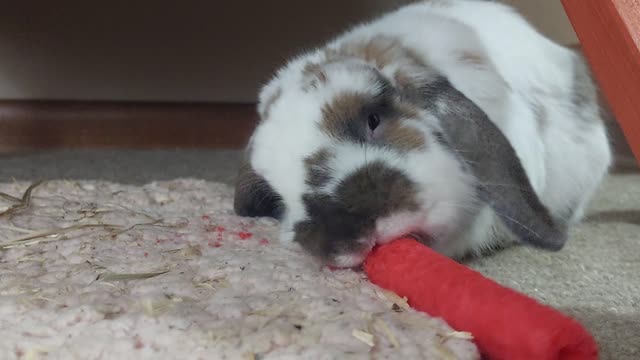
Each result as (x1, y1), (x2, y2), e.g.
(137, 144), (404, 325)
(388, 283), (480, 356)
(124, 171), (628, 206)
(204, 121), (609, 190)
(0, 0), (577, 103)
(506, 0), (577, 44)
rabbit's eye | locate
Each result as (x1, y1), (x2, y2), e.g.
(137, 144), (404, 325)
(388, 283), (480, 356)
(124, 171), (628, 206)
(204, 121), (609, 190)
(368, 113), (381, 131)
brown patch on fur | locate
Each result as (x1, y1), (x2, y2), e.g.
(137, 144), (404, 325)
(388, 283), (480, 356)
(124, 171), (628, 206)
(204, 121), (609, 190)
(303, 62), (328, 82)
(307, 36), (435, 107)
(304, 148), (334, 188)
(332, 36), (434, 103)
(302, 62), (329, 91)
(294, 161), (420, 260)
(393, 69), (433, 103)
(315, 37), (432, 152)
(459, 51), (487, 67)
(344, 36), (399, 69)
(395, 101), (420, 120)
(337, 161), (420, 215)
(382, 99), (427, 152)
(393, 70), (413, 93)
(321, 90), (425, 152)
(260, 87), (282, 119)
(382, 122), (427, 152)
(320, 92), (368, 140)
(334, 35), (427, 70)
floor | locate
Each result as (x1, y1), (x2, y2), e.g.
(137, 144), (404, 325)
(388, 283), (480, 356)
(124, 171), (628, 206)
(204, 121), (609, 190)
(1, 149), (638, 359)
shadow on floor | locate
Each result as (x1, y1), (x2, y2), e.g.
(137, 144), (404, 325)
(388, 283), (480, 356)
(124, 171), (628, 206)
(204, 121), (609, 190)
(585, 210), (640, 226)
(562, 307), (640, 360)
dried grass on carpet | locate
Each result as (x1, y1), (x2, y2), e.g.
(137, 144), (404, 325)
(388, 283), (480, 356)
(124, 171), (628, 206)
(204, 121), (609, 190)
(0, 180), (478, 360)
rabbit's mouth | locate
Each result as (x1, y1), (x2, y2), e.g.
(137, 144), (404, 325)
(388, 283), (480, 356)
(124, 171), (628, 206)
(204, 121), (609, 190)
(401, 231), (433, 246)
(329, 250), (371, 269)
(373, 210), (432, 246)
(327, 230), (432, 269)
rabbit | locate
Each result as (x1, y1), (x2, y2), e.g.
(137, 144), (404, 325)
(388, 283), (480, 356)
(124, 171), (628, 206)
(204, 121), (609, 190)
(233, 0), (612, 267)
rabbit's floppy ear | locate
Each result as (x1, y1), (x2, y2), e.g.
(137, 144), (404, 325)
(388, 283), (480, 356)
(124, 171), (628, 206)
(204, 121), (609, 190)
(427, 78), (567, 250)
(233, 162), (284, 220)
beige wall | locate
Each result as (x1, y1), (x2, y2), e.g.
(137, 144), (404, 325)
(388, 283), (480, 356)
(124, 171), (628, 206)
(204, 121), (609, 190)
(0, 1), (577, 103)
(506, 0), (577, 45)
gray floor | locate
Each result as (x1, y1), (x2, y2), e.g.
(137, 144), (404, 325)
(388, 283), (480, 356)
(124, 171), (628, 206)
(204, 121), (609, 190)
(1, 149), (638, 359)
(0, 149), (245, 185)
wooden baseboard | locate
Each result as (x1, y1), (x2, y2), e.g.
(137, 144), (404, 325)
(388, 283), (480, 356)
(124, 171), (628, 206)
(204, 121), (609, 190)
(0, 100), (257, 151)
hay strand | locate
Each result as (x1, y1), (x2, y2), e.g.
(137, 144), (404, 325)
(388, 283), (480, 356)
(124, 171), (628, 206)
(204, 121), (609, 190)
(374, 288), (410, 312)
(352, 329), (375, 347)
(440, 331), (474, 343)
(97, 269), (170, 282)
(0, 217), (183, 250)
(434, 343), (457, 360)
(373, 318), (400, 348)
(0, 192), (20, 203)
(0, 181), (44, 217)
(0, 223), (121, 250)
(141, 298), (174, 317)
(0, 224), (35, 234)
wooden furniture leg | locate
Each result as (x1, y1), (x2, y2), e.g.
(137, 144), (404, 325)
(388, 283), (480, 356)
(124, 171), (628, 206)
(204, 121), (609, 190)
(561, 0), (640, 163)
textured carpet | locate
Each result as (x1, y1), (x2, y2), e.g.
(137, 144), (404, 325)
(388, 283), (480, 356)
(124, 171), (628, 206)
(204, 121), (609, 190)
(1, 149), (638, 359)
(0, 179), (478, 359)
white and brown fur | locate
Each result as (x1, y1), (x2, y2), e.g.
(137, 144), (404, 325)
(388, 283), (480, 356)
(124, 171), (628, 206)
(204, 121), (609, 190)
(234, 0), (612, 267)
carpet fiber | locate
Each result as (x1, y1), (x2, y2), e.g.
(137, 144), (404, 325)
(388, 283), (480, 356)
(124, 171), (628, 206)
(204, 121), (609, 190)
(0, 149), (638, 359)
(0, 179), (477, 359)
